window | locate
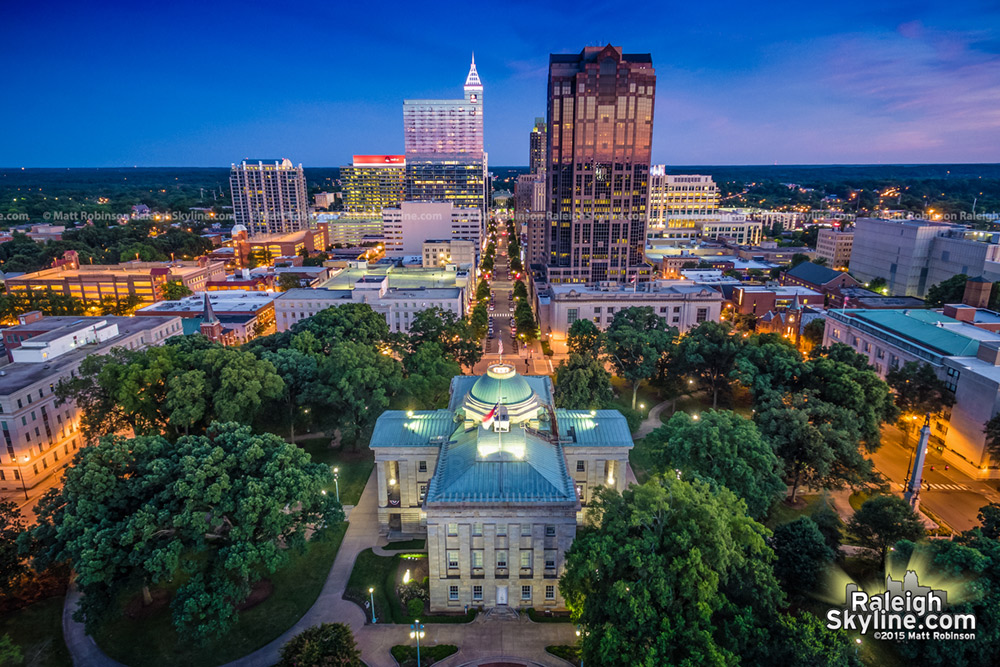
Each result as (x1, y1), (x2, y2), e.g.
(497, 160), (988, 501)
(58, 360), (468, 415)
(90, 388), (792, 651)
(545, 525), (556, 537)
(447, 523), (458, 536)
(449, 585), (459, 601)
(497, 523), (507, 537)
(418, 460), (427, 473)
(545, 585), (555, 600)
(545, 551), (556, 569)
(594, 307), (602, 313)
(496, 550), (508, 568)
(567, 308), (579, 324)
(521, 524), (531, 537)
(696, 308), (708, 323)
(419, 484), (427, 502)
(521, 585), (532, 601)
(473, 522), (483, 536)
(473, 585), (483, 601)
(447, 550), (459, 569)
(520, 550), (532, 569)
(576, 460), (585, 472)
(471, 550), (483, 568)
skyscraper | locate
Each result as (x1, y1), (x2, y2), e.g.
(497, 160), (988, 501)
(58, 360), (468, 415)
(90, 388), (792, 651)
(230, 159), (309, 236)
(545, 45), (656, 285)
(341, 155), (406, 215)
(529, 117), (546, 175)
(403, 56), (487, 214)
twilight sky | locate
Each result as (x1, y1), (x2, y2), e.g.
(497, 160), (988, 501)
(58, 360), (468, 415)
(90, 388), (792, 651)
(2, 0), (999, 167)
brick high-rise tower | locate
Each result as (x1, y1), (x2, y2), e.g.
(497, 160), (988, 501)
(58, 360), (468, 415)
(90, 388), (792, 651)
(545, 45), (656, 284)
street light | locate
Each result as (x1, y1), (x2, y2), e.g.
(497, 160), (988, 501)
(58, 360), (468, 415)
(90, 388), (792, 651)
(369, 587), (377, 624)
(15, 454), (29, 501)
(333, 466), (340, 502)
(410, 620), (425, 665)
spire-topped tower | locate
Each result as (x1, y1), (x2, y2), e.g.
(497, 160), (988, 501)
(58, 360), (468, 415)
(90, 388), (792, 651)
(201, 292), (218, 324)
(199, 292), (224, 342)
(464, 53), (483, 92)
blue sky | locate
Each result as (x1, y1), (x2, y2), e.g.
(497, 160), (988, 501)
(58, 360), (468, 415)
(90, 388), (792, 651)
(2, 0), (999, 166)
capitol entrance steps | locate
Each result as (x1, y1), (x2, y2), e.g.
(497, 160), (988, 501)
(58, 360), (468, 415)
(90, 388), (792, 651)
(483, 606), (522, 622)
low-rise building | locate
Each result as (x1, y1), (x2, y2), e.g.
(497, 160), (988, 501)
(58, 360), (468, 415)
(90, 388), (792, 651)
(815, 229), (854, 270)
(274, 261), (472, 333)
(136, 290), (277, 343)
(781, 261), (860, 296)
(0, 314), (183, 497)
(6, 253), (225, 305)
(731, 285), (824, 316)
(369, 363), (633, 611)
(823, 308), (1000, 478)
(422, 239), (477, 268)
(536, 280), (723, 353)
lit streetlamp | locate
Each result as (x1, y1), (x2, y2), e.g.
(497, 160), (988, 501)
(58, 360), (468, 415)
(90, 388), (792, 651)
(410, 619), (425, 665)
(15, 455), (29, 501)
(333, 467), (340, 503)
(369, 587), (377, 624)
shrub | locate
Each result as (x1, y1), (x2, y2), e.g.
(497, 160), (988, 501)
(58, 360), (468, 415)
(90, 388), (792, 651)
(407, 598), (424, 618)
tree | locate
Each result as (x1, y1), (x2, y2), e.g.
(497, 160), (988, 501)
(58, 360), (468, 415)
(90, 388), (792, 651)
(560, 477), (788, 667)
(278, 273), (301, 292)
(811, 499), (845, 552)
(801, 318), (826, 348)
(470, 302), (488, 338)
(0, 635), (22, 667)
(512, 280), (528, 300)
(768, 612), (860, 667)
(924, 274), (968, 307)
(604, 307), (676, 410)
(889, 534), (1000, 666)
(732, 334), (805, 398)
(978, 503), (1000, 539)
(248, 247), (272, 268)
(263, 347), (319, 441)
(27, 423), (342, 640)
(98, 292), (145, 316)
(291, 303), (390, 349)
(0, 500), (27, 594)
(475, 279), (490, 301)
(513, 300), (538, 342)
(754, 391), (873, 503)
(408, 307), (482, 369)
(847, 495), (925, 563)
(553, 354), (614, 410)
(887, 361), (955, 419)
(401, 342), (461, 409)
(566, 319), (602, 358)
(278, 623), (363, 667)
(867, 276), (888, 294)
(790, 253), (811, 268)
(308, 341), (402, 449)
(645, 411), (785, 519)
(772, 517), (835, 592)
(672, 321), (742, 408)
(161, 280), (193, 300)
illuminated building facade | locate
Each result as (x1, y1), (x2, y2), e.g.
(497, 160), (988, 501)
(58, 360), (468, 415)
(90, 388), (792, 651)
(341, 155), (406, 215)
(229, 158), (310, 236)
(545, 45), (656, 285)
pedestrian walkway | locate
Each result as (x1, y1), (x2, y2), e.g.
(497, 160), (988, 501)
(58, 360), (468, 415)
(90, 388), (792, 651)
(633, 399), (673, 439)
(893, 481), (970, 492)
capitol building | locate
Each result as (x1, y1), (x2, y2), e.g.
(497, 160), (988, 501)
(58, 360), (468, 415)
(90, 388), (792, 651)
(370, 363), (633, 612)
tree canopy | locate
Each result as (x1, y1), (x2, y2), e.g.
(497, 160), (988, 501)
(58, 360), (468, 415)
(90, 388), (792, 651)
(847, 495), (925, 563)
(553, 353), (614, 410)
(645, 411), (786, 519)
(886, 361), (955, 419)
(672, 321), (742, 408)
(278, 623), (363, 667)
(771, 517), (835, 593)
(604, 307), (676, 410)
(924, 274), (968, 307)
(566, 319), (603, 358)
(26, 423), (342, 640)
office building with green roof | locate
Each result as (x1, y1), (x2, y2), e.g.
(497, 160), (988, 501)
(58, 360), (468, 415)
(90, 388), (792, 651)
(825, 306), (1000, 478)
(369, 363), (633, 612)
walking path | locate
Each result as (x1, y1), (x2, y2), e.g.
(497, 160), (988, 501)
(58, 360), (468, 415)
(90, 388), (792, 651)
(633, 399), (673, 439)
(63, 468), (576, 667)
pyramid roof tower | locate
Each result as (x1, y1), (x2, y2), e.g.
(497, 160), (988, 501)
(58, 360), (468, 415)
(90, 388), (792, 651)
(464, 53), (483, 91)
(201, 292), (218, 324)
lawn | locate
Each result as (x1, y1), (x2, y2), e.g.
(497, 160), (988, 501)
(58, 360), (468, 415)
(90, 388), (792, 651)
(345, 550), (475, 625)
(0, 597), (71, 667)
(546, 645), (581, 666)
(765, 494), (823, 529)
(383, 538), (426, 551)
(526, 607), (572, 623)
(609, 377), (660, 420)
(296, 437), (374, 506)
(94, 522), (347, 667)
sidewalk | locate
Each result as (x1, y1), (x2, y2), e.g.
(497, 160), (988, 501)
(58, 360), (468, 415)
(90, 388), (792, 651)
(633, 399), (673, 440)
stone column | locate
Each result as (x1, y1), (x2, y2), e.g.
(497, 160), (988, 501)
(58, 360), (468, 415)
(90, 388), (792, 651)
(376, 461), (387, 508)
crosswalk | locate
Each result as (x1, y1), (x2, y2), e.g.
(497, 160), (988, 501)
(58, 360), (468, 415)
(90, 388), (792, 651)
(895, 482), (970, 492)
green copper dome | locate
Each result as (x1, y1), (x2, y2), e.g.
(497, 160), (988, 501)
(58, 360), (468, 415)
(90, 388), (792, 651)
(469, 364), (534, 406)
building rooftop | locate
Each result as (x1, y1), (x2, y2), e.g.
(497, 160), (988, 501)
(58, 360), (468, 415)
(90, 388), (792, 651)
(0, 316), (178, 395)
(831, 309), (1000, 357)
(137, 291), (277, 315)
(784, 261), (845, 285)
